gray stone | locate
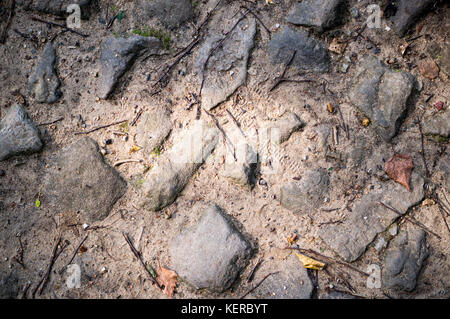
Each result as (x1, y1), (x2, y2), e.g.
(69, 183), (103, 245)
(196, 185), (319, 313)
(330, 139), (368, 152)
(268, 27), (330, 73)
(349, 55), (416, 142)
(272, 112), (305, 143)
(250, 254), (313, 299)
(318, 173), (424, 262)
(28, 42), (61, 104)
(98, 35), (162, 99)
(422, 109), (450, 138)
(388, 0), (435, 37)
(135, 106), (172, 157)
(16, 0), (94, 19)
(195, 16), (256, 111)
(221, 142), (257, 188)
(169, 204), (252, 292)
(43, 137), (126, 223)
(383, 225), (428, 292)
(0, 104), (43, 161)
(134, 0), (194, 30)
(139, 120), (219, 211)
(287, 0), (345, 32)
(0, 272), (19, 299)
(280, 168), (330, 214)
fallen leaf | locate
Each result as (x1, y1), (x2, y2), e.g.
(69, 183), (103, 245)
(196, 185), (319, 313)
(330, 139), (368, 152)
(384, 154), (414, 192)
(286, 234), (297, 245)
(156, 265), (178, 298)
(327, 102), (334, 113)
(35, 198), (41, 208)
(400, 42), (409, 56)
(129, 145), (141, 154)
(294, 252), (325, 270)
(418, 59), (440, 79)
(362, 117), (370, 126)
(329, 38), (347, 55)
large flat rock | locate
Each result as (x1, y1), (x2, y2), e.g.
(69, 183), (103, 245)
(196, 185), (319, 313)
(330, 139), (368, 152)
(169, 204), (252, 292)
(98, 35), (162, 99)
(268, 27), (330, 73)
(388, 0), (435, 37)
(0, 104), (42, 161)
(318, 173), (425, 262)
(133, 0), (194, 30)
(195, 16), (256, 111)
(43, 137), (126, 223)
(349, 55), (416, 142)
(422, 109), (450, 138)
(139, 120), (219, 211)
(287, 0), (345, 32)
(383, 225), (429, 292)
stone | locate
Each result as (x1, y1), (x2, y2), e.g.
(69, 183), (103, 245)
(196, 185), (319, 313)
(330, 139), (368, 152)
(287, 0), (345, 32)
(422, 109), (450, 138)
(0, 104), (43, 161)
(27, 42), (61, 104)
(134, 0), (194, 30)
(221, 142), (257, 188)
(418, 59), (440, 79)
(169, 204), (252, 292)
(320, 290), (357, 299)
(139, 120), (219, 211)
(249, 253), (313, 299)
(43, 137), (126, 223)
(280, 168), (330, 214)
(0, 272), (19, 298)
(16, 0), (95, 19)
(388, 0), (435, 37)
(272, 112), (305, 143)
(318, 173), (424, 262)
(66, 264), (81, 289)
(98, 35), (162, 99)
(195, 16), (256, 111)
(135, 106), (172, 157)
(383, 225), (428, 292)
(268, 27), (330, 73)
(349, 55), (416, 142)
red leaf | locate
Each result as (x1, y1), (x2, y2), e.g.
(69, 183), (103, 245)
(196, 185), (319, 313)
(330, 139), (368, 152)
(156, 265), (178, 298)
(384, 154), (414, 192)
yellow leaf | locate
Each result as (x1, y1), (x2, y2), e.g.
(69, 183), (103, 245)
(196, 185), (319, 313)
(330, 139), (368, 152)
(362, 117), (370, 127)
(129, 145), (141, 154)
(294, 252), (325, 270)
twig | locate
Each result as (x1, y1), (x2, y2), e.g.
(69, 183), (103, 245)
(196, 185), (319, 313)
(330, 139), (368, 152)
(268, 50), (296, 92)
(406, 35), (423, 42)
(285, 247), (370, 277)
(436, 203), (450, 235)
(13, 236), (26, 269)
(106, 13), (118, 30)
(59, 235), (88, 274)
(247, 256), (264, 283)
(379, 201), (441, 239)
(205, 110), (237, 161)
(416, 116), (430, 178)
(240, 5), (271, 38)
(74, 119), (127, 135)
(336, 105), (350, 140)
(38, 117), (64, 126)
(31, 16), (89, 38)
(0, 0), (15, 44)
(240, 272), (279, 299)
(318, 219), (343, 227)
(130, 109), (143, 126)
(122, 232), (161, 289)
(226, 108), (245, 137)
(113, 159), (143, 167)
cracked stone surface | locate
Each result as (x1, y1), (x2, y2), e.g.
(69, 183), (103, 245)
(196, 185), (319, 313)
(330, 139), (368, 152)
(318, 173), (425, 262)
(169, 203), (252, 292)
(0, 104), (43, 161)
(349, 55), (416, 142)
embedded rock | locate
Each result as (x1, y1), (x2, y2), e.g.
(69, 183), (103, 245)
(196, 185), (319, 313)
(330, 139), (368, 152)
(0, 104), (42, 161)
(16, 0), (95, 19)
(388, 0), (435, 37)
(134, 0), (194, 29)
(422, 109), (450, 138)
(135, 106), (172, 156)
(287, 0), (345, 32)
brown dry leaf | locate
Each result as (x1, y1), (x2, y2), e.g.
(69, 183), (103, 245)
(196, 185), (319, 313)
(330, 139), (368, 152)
(129, 145), (141, 154)
(329, 38), (347, 55)
(156, 265), (178, 298)
(294, 252), (325, 270)
(418, 59), (440, 79)
(327, 102), (334, 113)
(384, 154), (414, 192)
(286, 234), (298, 245)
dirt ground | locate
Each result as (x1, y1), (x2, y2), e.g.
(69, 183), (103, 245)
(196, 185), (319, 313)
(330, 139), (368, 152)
(0, 0), (449, 299)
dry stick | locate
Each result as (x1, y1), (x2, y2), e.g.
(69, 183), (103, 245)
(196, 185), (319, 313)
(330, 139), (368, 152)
(130, 109), (143, 126)
(113, 159), (143, 167)
(59, 235), (88, 274)
(379, 201), (441, 239)
(226, 108), (245, 137)
(31, 16), (89, 37)
(0, 0), (15, 44)
(269, 50), (296, 92)
(247, 256), (264, 283)
(240, 271), (279, 299)
(336, 105), (350, 140)
(417, 116), (430, 178)
(199, 10), (250, 96)
(122, 232), (161, 289)
(240, 5), (271, 38)
(285, 247), (370, 277)
(74, 119), (127, 135)
(434, 195), (450, 235)
(205, 110), (237, 161)
(38, 117), (64, 126)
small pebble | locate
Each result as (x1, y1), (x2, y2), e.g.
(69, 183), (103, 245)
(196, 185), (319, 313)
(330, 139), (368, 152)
(373, 47), (381, 54)
(0, 169), (5, 177)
